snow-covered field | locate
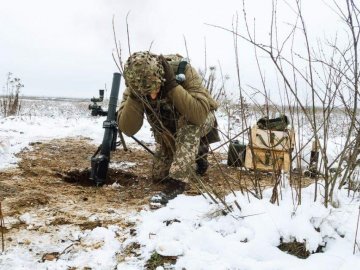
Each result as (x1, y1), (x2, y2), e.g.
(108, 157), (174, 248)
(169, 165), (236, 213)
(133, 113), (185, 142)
(0, 98), (359, 270)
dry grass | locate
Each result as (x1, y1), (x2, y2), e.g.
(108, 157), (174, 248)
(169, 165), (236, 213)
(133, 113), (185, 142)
(145, 251), (177, 270)
(0, 73), (23, 117)
(0, 201), (4, 252)
(278, 239), (324, 259)
(278, 240), (310, 259)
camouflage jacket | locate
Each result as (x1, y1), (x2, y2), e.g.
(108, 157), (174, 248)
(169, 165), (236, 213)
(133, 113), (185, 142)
(117, 57), (218, 137)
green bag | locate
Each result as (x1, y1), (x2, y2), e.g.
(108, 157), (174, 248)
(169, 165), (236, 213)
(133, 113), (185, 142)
(227, 140), (246, 167)
(257, 115), (289, 131)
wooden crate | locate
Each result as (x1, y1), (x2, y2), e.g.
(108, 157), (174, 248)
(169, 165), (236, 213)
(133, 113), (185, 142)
(250, 126), (295, 151)
(244, 146), (291, 172)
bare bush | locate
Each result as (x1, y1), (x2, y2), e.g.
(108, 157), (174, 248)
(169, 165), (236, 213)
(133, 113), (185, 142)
(242, 0), (360, 207)
(206, 0), (360, 207)
(199, 66), (229, 101)
(0, 72), (24, 117)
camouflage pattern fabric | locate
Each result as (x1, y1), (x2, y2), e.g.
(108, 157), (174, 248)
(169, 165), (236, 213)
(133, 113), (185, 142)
(151, 131), (175, 181)
(119, 51), (219, 183)
(152, 112), (215, 183)
(123, 51), (165, 95)
(118, 54), (219, 138)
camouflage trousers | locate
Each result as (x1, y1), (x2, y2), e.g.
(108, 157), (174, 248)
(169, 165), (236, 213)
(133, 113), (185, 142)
(152, 112), (215, 183)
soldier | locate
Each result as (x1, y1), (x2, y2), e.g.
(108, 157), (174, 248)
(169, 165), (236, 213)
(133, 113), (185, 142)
(117, 51), (219, 207)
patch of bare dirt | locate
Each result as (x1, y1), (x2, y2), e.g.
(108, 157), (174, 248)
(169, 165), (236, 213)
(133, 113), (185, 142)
(0, 137), (311, 235)
(10, 191), (50, 209)
(0, 138), (152, 232)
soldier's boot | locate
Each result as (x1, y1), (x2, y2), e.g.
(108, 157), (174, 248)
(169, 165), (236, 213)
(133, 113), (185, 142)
(196, 158), (208, 176)
(195, 143), (209, 176)
(149, 178), (186, 209)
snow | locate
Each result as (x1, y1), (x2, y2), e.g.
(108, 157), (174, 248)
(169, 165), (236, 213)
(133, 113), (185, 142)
(0, 99), (360, 269)
(0, 224), (123, 270)
(0, 100), (154, 170)
(122, 185), (359, 270)
(110, 161), (137, 170)
(0, 115), (102, 170)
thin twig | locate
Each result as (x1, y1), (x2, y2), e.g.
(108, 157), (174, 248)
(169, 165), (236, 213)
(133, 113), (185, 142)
(112, 16), (123, 74)
(126, 11), (131, 56)
(354, 205), (360, 254)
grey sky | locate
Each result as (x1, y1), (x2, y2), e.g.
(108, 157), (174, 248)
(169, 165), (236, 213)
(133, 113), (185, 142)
(0, 0), (341, 99)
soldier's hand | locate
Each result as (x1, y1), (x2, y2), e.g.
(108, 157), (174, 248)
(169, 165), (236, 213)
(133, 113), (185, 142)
(159, 55), (178, 95)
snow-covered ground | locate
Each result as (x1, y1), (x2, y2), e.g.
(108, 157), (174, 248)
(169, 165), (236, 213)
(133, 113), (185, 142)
(0, 99), (359, 270)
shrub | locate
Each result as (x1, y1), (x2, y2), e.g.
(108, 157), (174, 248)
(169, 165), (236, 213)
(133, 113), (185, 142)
(0, 72), (24, 117)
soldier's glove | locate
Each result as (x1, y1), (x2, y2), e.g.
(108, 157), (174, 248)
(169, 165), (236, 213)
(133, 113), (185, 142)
(159, 55), (178, 95)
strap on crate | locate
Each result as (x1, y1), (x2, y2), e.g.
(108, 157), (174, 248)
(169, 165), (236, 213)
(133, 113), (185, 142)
(256, 133), (287, 149)
(254, 150), (284, 166)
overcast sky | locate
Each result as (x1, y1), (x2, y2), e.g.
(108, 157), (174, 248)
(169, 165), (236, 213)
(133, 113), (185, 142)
(0, 0), (342, 100)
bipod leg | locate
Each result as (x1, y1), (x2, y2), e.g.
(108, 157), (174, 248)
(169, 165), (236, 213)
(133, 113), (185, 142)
(118, 130), (128, 151)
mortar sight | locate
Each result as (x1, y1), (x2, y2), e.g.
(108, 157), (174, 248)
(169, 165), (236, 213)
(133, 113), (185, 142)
(90, 89), (104, 103)
(89, 89), (107, 116)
